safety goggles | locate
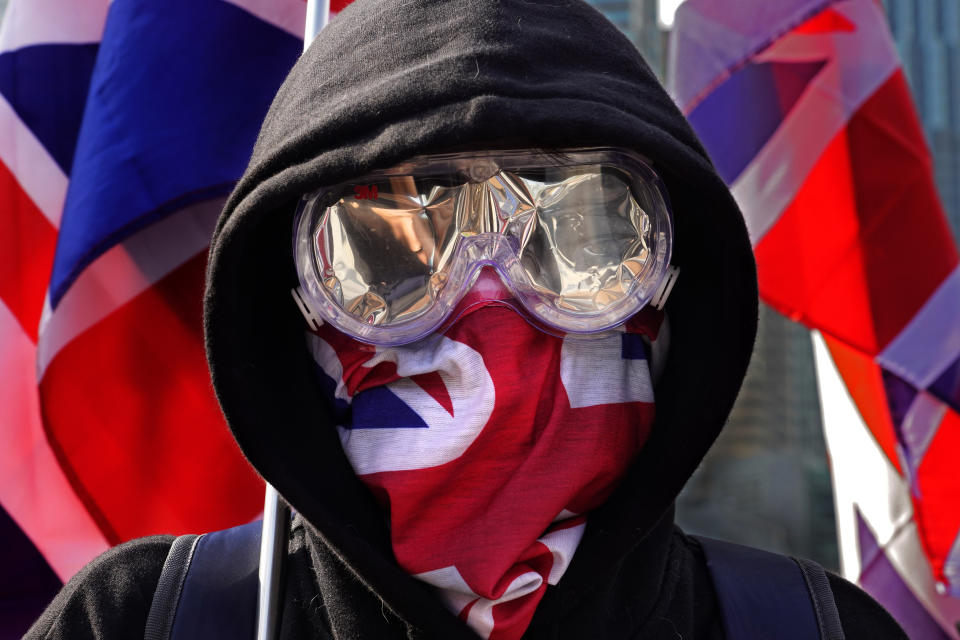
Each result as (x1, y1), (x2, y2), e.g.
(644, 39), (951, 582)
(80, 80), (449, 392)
(293, 148), (677, 346)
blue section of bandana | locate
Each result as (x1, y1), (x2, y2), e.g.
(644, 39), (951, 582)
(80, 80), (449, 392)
(621, 333), (649, 360)
(349, 386), (430, 429)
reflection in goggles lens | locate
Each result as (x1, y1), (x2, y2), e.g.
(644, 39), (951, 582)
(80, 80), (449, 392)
(296, 149), (673, 345)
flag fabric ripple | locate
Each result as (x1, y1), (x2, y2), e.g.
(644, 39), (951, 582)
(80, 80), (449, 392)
(0, 0), (304, 636)
(671, 0), (960, 637)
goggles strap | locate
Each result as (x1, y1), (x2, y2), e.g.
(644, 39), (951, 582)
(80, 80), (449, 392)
(292, 287), (324, 331)
(651, 265), (680, 310)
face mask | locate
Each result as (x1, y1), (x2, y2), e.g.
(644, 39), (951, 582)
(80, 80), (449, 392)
(308, 275), (662, 640)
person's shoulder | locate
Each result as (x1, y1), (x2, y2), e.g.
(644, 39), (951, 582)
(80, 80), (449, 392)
(676, 531), (907, 639)
(24, 534), (175, 640)
(826, 570), (908, 639)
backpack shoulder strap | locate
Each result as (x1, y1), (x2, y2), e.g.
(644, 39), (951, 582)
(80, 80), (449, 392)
(145, 521), (262, 640)
(693, 535), (845, 640)
(145, 534), (201, 640)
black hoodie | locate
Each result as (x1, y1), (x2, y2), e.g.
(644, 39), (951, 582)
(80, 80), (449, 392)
(27, 0), (907, 638)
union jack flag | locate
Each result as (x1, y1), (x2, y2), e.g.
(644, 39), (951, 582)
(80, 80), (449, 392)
(671, 0), (960, 637)
(308, 272), (661, 640)
(0, 0), (308, 635)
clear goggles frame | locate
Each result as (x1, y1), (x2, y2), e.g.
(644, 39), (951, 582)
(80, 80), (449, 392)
(294, 147), (676, 346)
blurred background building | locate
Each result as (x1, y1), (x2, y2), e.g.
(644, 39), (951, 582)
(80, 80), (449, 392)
(584, 0), (960, 570)
(586, 0), (669, 78)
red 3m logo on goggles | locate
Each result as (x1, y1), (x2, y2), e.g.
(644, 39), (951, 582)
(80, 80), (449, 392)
(353, 184), (378, 199)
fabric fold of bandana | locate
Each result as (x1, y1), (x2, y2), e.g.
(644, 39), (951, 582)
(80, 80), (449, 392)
(307, 306), (661, 640)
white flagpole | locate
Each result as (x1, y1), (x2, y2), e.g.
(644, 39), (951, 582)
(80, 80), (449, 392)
(305, 0), (330, 42)
(256, 485), (290, 640)
(255, 6), (330, 639)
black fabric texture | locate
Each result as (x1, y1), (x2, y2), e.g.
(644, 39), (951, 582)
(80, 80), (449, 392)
(24, 536), (173, 639)
(26, 0), (908, 638)
(828, 573), (910, 640)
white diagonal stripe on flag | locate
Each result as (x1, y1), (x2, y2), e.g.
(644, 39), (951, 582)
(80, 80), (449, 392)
(732, 0), (900, 246)
(0, 0), (108, 53)
(877, 266), (960, 390)
(0, 300), (109, 581)
(37, 198), (221, 379)
(0, 94), (68, 228)
(221, 0), (307, 38)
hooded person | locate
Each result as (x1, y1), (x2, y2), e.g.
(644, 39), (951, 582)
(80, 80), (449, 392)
(26, 0), (908, 638)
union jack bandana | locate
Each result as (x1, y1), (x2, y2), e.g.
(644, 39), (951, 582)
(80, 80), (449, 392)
(307, 287), (662, 640)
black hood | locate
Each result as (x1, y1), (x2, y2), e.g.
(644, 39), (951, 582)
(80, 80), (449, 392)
(204, 0), (757, 635)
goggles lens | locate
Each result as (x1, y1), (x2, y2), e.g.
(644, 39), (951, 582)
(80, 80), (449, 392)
(295, 148), (673, 345)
